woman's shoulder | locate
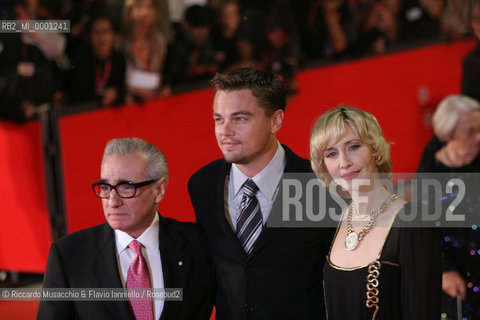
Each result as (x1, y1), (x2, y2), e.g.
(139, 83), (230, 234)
(382, 201), (440, 259)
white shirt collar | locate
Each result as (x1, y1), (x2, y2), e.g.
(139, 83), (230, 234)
(231, 141), (286, 201)
(114, 212), (160, 257)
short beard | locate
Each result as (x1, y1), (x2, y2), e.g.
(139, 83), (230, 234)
(223, 153), (247, 164)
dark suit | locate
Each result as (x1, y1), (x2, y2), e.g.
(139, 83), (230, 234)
(188, 145), (333, 320)
(37, 214), (214, 320)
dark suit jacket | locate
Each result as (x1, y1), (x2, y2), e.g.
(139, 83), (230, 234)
(188, 145), (333, 320)
(462, 42), (480, 102)
(37, 214), (214, 320)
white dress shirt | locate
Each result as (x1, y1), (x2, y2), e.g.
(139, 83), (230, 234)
(115, 213), (164, 320)
(228, 141), (286, 231)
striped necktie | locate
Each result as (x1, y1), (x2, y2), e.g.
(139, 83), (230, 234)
(236, 179), (263, 255)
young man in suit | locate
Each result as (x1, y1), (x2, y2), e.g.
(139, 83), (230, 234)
(188, 68), (332, 320)
(37, 138), (214, 320)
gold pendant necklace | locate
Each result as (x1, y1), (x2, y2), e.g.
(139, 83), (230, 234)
(345, 194), (398, 251)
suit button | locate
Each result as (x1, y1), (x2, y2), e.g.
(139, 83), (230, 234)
(245, 263), (254, 271)
(244, 304), (255, 312)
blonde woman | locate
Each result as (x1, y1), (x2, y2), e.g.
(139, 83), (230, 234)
(121, 0), (170, 102)
(310, 106), (440, 319)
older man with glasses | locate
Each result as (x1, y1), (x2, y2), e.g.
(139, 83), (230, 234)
(37, 138), (214, 320)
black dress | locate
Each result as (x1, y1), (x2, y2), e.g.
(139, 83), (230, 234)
(417, 136), (480, 173)
(417, 136), (480, 319)
(324, 203), (441, 320)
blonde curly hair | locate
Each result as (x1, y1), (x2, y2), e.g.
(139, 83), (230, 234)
(310, 106), (392, 185)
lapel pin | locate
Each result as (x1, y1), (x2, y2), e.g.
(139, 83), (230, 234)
(178, 261), (183, 266)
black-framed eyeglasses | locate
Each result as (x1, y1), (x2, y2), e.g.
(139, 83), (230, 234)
(92, 180), (158, 199)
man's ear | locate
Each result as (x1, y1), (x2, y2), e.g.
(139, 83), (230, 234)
(270, 109), (284, 134)
(154, 178), (167, 203)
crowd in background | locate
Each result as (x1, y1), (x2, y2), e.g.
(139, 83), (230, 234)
(0, 0), (476, 122)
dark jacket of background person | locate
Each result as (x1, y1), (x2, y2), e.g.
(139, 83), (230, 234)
(291, 0), (358, 59)
(417, 136), (480, 319)
(417, 135), (480, 173)
(188, 146), (333, 320)
(211, 0), (242, 71)
(0, 33), (55, 122)
(462, 43), (480, 102)
(66, 45), (126, 106)
(397, 0), (442, 42)
(165, 5), (218, 85)
(165, 33), (217, 85)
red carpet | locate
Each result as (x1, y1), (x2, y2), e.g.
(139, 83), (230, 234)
(0, 301), (39, 320)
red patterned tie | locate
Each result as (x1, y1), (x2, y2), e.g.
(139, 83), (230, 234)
(127, 240), (153, 320)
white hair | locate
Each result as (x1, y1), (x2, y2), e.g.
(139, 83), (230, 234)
(103, 138), (169, 182)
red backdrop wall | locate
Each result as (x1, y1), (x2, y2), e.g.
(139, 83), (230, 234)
(0, 39), (474, 272)
(60, 39), (475, 233)
(0, 121), (51, 272)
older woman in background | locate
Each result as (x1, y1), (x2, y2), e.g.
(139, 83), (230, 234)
(417, 95), (480, 319)
(418, 94), (480, 172)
